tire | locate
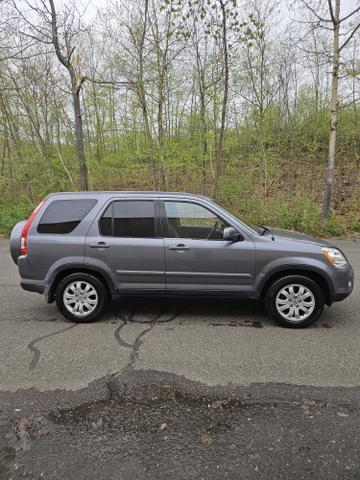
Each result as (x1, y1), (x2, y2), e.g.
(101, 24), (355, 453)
(265, 275), (325, 328)
(55, 273), (107, 323)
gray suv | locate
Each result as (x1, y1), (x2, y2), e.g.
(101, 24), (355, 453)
(10, 192), (353, 328)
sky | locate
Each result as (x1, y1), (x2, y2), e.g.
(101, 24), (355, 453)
(54, 0), (360, 23)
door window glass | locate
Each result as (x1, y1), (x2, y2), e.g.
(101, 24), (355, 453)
(164, 201), (229, 240)
(100, 201), (155, 238)
(99, 204), (112, 236)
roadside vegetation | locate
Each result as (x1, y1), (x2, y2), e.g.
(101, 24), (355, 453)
(0, 0), (359, 237)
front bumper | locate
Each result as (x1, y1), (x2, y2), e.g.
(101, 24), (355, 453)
(331, 264), (354, 303)
(333, 291), (352, 302)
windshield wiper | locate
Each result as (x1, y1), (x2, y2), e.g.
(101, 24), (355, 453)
(258, 225), (275, 241)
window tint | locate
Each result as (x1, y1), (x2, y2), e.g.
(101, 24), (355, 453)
(100, 201), (155, 238)
(37, 199), (97, 234)
(164, 201), (229, 240)
(99, 204), (112, 236)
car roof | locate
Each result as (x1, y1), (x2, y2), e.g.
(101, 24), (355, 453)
(46, 191), (214, 202)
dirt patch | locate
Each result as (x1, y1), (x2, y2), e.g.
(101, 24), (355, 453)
(2, 377), (360, 480)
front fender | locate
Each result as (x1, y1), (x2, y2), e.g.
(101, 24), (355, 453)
(253, 256), (334, 299)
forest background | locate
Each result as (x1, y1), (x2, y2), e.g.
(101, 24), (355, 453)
(0, 0), (359, 237)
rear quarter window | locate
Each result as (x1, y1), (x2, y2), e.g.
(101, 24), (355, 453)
(37, 199), (97, 234)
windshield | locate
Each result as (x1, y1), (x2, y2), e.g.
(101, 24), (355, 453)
(246, 222), (264, 235)
(211, 202), (263, 235)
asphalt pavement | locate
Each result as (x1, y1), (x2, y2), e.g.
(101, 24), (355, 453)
(0, 239), (359, 392)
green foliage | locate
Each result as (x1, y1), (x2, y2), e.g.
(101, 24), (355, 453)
(0, 196), (35, 235)
(349, 220), (360, 233)
(219, 192), (347, 238)
(0, 95), (359, 238)
(1, 182), (350, 238)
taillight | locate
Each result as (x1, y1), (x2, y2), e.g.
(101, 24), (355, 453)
(20, 199), (45, 256)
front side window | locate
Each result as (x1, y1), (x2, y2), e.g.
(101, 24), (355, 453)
(100, 201), (155, 238)
(164, 201), (229, 240)
(37, 199), (97, 234)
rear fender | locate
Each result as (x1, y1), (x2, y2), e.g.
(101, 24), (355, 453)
(9, 221), (26, 265)
(45, 258), (118, 302)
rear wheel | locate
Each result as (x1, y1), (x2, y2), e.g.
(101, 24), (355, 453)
(55, 273), (107, 323)
(265, 275), (325, 328)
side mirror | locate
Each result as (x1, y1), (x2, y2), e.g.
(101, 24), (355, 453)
(223, 227), (240, 242)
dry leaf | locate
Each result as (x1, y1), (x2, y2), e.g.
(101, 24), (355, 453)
(210, 400), (228, 410)
(18, 418), (31, 428)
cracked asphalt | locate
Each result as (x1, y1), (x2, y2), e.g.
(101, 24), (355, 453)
(0, 238), (359, 479)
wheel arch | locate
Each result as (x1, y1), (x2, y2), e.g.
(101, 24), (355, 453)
(47, 266), (117, 303)
(258, 267), (333, 306)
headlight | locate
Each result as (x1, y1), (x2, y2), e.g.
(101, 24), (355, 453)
(322, 247), (347, 267)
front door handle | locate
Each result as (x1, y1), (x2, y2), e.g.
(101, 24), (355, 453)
(89, 241), (110, 249)
(168, 244), (190, 251)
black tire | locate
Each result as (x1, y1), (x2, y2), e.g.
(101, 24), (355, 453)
(265, 275), (325, 328)
(55, 273), (107, 323)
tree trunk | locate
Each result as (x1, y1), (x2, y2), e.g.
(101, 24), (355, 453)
(72, 84), (88, 191)
(213, 0), (229, 195)
(200, 88), (208, 193)
(322, 0), (340, 219)
(157, 75), (166, 189)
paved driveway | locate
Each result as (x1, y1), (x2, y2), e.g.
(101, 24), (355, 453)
(0, 239), (359, 392)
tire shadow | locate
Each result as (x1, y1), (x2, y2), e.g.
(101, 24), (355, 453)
(103, 296), (270, 329)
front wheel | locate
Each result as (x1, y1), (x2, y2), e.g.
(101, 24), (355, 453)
(55, 273), (107, 323)
(265, 275), (325, 328)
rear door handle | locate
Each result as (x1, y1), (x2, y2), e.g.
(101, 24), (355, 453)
(168, 244), (190, 251)
(89, 242), (110, 249)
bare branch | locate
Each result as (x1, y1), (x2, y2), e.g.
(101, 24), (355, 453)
(327, 0), (336, 24)
(340, 5), (360, 24)
(67, 45), (76, 63)
(299, 0), (332, 23)
(18, 30), (53, 45)
(48, 0), (69, 68)
(340, 22), (360, 51)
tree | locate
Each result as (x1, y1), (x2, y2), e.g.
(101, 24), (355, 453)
(162, 0), (252, 195)
(298, 0), (360, 219)
(48, 0), (88, 190)
(13, 0), (90, 190)
(234, 0), (281, 196)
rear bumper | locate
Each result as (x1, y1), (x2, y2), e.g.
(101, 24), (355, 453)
(20, 279), (46, 295)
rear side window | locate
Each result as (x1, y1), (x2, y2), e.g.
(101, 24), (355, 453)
(99, 201), (155, 238)
(37, 199), (97, 234)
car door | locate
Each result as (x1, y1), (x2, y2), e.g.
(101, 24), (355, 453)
(85, 199), (165, 292)
(162, 200), (255, 294)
